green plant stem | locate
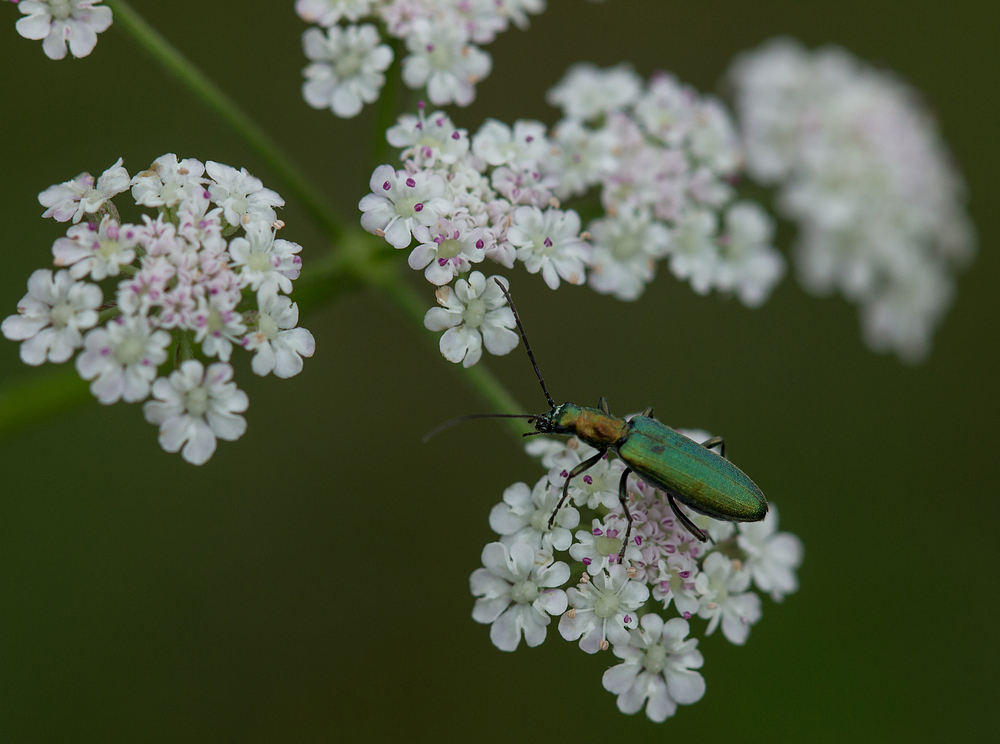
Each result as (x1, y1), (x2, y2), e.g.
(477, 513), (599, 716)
(0, 253), (363, 436)
(334, 230), (527, 434)
(105, 0), (344, 242)
(0, 2), (528, 442)
(0, 370), (90, 438)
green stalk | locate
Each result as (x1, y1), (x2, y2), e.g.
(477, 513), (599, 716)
(0, 1), (528, 441)
(105, 0), (344, 242)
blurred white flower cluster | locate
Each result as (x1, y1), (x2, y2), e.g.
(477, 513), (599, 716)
(12, 0), (112, 60)
(360, 65), (784, 367)
(1, 156), (315, 465)
(471, 428), (803, 722)
(730, 39), (976, 362)
(296, 0), (546, 117)
(549, 63), (785, 304)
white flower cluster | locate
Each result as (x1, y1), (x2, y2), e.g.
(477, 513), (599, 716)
(358, 67), (786, 367)
(296, 0), (546, 117)
(2, 156), (315, 465)
(12, 0), (112, 60)
(360, 104), (590, 366)
(729, 39), (976, 362)
(471, 428), (803, 722)
(548, 63), (785, 305)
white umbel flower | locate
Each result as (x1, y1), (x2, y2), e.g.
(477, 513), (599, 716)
(737, 503), (804, 602)
(667, 209), (720, 295)
(75, 316), (170, 404)
(205, 161), (284, 230)
(569, 516), (643, 576)
(15, 0), (112, 60)
(302, 24), (393, 118)
(559, 565), (650, 653)
(242, 294), (316, 378)
(603, 615), (706, 722)
(423, 272), (518, 367)
(471, 119), (549, 169)
(191, 295), (246, 363)
(401, 20), (492, 107)
(386, 108), (470, 167)
(1, 269), (101, 365)
(409, 218), (487, 286)
(715, 201), (785, 307)
(471, 542), (569, 652)
(38, 157), (129, 224)
(695, 552), (762, 645)
(489, 476), (580, 554)
(52, 216), (139, 281)
(295, 0), (373, 26)
(143, 361), (249, 465)
(359, 164), (452, 249)
(130, 154), (206, 209)
(506, 206), (590, 289)
(228, 223), (303, 302)
(587, 208), (672, 301)
(547, 63), (644, 122)
(730, 38), (975, 361)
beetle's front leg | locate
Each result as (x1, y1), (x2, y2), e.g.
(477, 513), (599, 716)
(616, 467), (634, 563)
(701, 435), (726, 458)
(548, 449), (606, 529)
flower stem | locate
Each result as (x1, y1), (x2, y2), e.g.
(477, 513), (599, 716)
(104, 0), (345, 243)
(0, 2), (528, 443)
(0, 369), (91, 438)
(334, 230), (527, 433)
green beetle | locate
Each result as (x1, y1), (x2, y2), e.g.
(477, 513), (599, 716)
(431, 279), (768, 558)
(530, 398), (767, 553)
(498, 280), (767, 554)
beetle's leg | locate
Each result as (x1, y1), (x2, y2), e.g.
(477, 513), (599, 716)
(616, 467), (634, 563)
(548, 449), (606, 529)
(641, 406), (654, 418)
(701, 436), (726, 459)
(598, 396), (611, 414)
(667, 493), (709, 543)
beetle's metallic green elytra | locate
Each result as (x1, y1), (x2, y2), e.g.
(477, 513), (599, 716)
(541, 402), (767, 524)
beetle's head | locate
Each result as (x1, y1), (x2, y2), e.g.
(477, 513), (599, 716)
(529, 403), (576, 436)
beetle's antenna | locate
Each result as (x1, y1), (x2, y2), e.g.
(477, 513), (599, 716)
(422, 413), (537, 442)
(493, 278), (556, 409)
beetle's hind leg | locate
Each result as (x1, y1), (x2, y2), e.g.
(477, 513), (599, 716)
(616, 467), (635, 563)
(667, 493), (709, 543)
(701, 436), (726, 459)
(548, 449), (606, 529)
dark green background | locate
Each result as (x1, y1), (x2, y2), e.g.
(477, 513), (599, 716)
(1, 1), (996, 740)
